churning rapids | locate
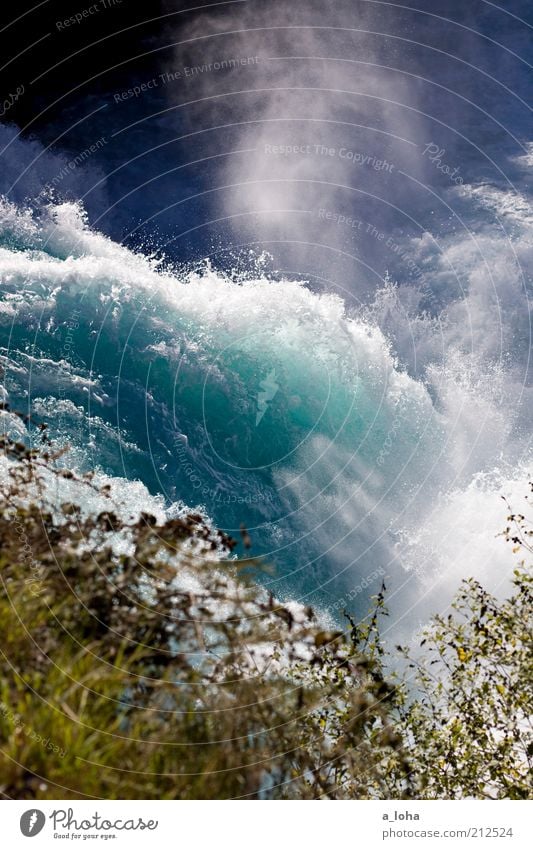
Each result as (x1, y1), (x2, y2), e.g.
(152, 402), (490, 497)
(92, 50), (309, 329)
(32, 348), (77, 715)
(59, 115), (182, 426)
(0, 163), (531, 636)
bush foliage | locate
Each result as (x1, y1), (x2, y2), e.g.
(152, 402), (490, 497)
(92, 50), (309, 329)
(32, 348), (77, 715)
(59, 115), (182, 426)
(397, 565), (532, 799)
(0, 417), (531, 799)
(0, 422), (411, 799)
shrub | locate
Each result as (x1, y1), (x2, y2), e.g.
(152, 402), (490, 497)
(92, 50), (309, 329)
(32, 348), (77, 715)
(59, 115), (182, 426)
(397, 486), (533, 799)
(0, 419), (410, 799)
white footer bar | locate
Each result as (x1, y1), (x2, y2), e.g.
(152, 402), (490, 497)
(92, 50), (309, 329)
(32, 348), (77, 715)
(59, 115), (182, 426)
(5, 800), (532, 848)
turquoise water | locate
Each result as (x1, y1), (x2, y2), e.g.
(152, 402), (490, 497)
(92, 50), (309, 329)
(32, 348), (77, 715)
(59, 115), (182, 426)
(0, 197), (529, 626)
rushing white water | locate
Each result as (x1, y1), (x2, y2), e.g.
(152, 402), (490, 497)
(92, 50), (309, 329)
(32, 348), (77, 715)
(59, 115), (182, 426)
(0, 117), (531, 634)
